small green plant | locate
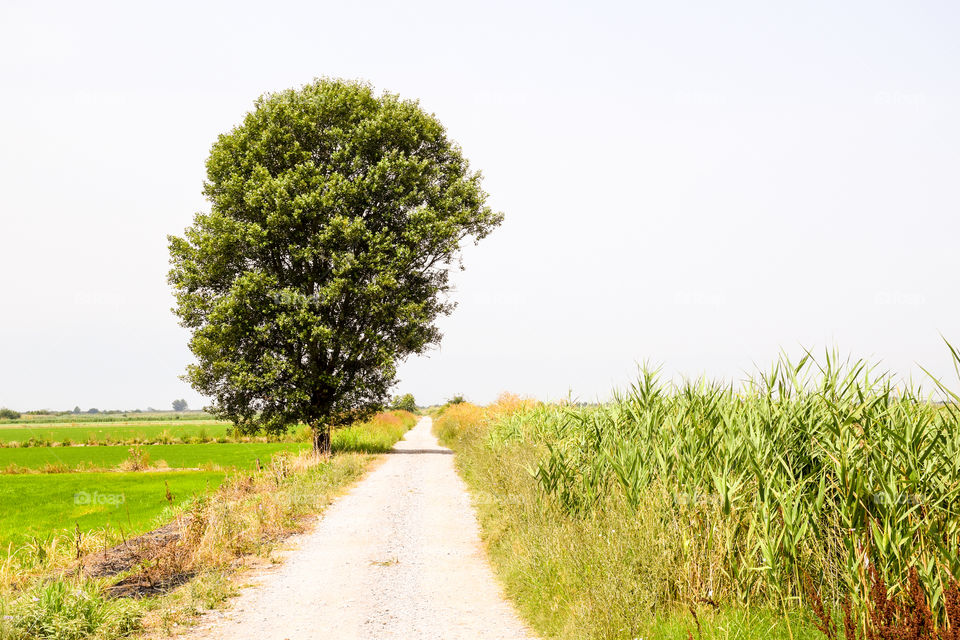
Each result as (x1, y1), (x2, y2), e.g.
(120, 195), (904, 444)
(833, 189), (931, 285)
(7, 579), (142, 640)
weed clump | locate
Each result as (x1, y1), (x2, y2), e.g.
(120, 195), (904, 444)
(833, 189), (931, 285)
(117, 446), (150, 472)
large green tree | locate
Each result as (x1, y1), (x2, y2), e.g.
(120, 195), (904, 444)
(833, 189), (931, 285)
(168, 79), (501, 454)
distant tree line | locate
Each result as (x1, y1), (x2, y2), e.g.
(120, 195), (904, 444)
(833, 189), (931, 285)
(0, 404), (197, 418)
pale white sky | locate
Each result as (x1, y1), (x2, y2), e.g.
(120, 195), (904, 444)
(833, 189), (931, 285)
(1, 0), (958, 410)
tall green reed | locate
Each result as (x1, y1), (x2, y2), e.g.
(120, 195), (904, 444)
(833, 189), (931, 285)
(502, 347), (960, 618)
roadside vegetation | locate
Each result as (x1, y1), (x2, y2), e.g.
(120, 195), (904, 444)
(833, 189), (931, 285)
(0, 410), (416, 640)
(436, 348), (960, 639)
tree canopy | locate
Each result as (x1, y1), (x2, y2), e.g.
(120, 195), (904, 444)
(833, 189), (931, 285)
(389, 393), (417, 413)
(168, 78), (501, 453)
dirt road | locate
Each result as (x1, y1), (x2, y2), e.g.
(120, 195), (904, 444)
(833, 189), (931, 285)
(182, 417), (537, 640)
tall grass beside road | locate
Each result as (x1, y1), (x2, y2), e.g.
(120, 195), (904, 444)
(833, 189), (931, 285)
(437, 349), (960, 639)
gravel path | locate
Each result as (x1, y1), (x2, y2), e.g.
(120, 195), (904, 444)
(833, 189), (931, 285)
(181, 417), (537, 640)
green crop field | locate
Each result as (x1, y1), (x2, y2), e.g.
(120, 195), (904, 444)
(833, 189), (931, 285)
(0, 421), (232, 445)
(0, 410), (418, 560)
(0, 442), (309, 472)
(0, 412), (213, 425)
(0, 471), (226, 551)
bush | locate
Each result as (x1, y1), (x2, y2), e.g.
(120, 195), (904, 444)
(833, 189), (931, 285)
(118, 445), (151, 471)
(8, 579), (141, 640)
(0, 408), (21, 420)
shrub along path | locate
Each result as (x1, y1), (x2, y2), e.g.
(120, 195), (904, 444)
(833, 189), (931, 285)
(181, 417), (536, 640)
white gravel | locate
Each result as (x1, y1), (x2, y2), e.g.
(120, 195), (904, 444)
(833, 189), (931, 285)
(180, 417), (538, 640)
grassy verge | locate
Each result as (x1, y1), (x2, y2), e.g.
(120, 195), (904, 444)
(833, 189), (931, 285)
(435, 399), (823, 639)
(0, 410), (418, 640)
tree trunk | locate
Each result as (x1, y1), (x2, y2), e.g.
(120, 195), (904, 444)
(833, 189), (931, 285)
(311, 423), (331, 459)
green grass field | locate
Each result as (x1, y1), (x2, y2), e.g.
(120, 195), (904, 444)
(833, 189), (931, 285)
(0, 471), (226, 551)
(0, 421), (231, 445)
(0, 413), (418, 450)
(0, 412), (213, 424)
(0, 411), (420, 639)
(0, 442), (309, 472)
(0, 411), (418, 558)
